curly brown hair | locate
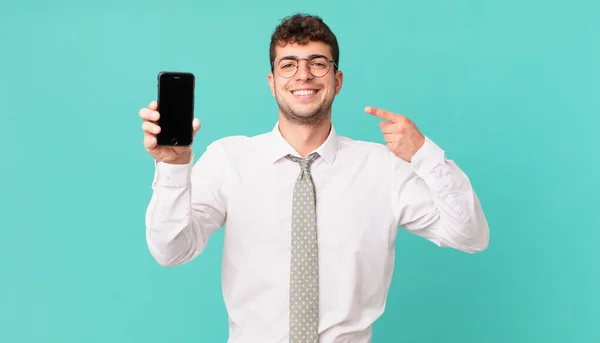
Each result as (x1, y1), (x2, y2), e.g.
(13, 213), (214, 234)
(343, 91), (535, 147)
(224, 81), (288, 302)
(269, 13), (339, 72)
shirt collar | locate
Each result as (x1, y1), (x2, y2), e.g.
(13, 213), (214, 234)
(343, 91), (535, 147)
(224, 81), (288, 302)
(267, 122), (338, 165)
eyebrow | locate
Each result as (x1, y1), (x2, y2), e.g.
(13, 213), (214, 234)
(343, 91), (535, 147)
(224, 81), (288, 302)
(278, 54), (328, 61)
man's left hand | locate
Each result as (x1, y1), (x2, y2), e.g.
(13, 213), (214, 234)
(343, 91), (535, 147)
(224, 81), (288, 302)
(365, 106), (426, 163)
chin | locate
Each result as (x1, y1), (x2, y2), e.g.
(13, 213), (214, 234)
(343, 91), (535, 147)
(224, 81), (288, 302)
(292, 106), (319, 117)
(290, 103), (323, 117)
(275, 93), (333, 125)
(284, 108), (330, 127)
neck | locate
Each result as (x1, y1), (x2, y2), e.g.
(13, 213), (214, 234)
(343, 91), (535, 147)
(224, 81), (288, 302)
(278, 114), (332, 158)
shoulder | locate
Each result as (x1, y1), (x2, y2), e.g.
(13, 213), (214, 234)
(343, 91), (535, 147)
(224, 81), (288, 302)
(336, 134), (393, 160)
(334, 132), (413, 174)
(201, 131), (271, 158)
(210, 131), (269, 148)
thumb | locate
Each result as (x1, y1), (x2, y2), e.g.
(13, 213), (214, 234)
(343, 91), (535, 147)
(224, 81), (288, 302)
(193, 118), (201, 133)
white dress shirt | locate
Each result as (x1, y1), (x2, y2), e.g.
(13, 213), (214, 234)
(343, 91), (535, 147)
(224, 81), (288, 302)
(145, 123), (489, 343)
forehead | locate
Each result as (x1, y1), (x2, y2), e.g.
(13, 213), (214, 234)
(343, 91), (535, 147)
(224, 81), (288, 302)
(274, 41), (332, 60)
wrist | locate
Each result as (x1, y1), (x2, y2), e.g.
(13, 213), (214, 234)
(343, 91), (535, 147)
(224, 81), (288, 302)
(160, 151), (192, 165)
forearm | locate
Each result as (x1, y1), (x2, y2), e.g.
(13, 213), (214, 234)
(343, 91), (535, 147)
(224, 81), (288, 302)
(145, 159), (220, 266)
(145, 178), (202, 267)
(396, 137), (490, 253)
(418, 162), (489, 252)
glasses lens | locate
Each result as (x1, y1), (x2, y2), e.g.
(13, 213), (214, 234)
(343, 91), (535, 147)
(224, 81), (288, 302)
(277, 59), (298, 78)
(308, 56), (330, 77)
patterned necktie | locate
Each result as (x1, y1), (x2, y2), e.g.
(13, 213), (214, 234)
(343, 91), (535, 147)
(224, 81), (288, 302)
(287, 152), (320, 343)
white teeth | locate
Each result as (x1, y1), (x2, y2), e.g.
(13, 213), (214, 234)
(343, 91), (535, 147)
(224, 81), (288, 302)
(292, 89), (316, 96)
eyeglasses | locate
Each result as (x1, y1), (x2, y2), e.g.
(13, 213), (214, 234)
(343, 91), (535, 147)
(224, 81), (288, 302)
(274, 54), (338, 78)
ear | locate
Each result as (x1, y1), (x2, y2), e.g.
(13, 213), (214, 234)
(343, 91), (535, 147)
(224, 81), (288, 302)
(268, 72), (275, 97)
(334, 70), (344, 95)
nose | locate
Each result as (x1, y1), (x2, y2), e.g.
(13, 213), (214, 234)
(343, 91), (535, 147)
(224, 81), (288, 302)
(295, 60), (313, 81)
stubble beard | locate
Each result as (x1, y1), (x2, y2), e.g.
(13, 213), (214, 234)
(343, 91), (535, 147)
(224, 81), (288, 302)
(274, 87), (334, 128)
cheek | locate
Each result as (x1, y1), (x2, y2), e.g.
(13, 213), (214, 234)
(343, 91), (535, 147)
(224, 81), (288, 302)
(273, 81), (286, 96)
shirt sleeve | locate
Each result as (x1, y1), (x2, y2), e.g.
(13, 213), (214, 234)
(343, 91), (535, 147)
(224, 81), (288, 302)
(145, 142), (228, 266)
(390, 136), (489, 253)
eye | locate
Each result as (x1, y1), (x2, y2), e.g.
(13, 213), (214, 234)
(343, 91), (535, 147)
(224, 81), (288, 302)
(278, 60), (297, 70)
(310, 58), (328, 69)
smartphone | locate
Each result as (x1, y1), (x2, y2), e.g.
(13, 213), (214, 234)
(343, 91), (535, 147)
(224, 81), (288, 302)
(156, 71), (195, 146)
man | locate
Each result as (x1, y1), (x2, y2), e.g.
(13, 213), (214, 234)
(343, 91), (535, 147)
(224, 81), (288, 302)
(139, 13), (489, 343)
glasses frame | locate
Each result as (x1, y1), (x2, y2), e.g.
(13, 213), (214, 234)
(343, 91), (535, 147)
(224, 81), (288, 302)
(274, 54), (339, 79)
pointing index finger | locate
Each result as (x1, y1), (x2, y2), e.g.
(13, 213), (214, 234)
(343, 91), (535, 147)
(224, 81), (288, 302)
(364, 106), (399, 123)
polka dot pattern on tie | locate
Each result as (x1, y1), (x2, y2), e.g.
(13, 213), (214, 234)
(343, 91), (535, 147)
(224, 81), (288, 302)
(287, 152), (320, 343)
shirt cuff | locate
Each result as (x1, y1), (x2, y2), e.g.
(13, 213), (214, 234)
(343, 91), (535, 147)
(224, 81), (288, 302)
(410, 136), (445, 177)
(151, 153), (194, 187)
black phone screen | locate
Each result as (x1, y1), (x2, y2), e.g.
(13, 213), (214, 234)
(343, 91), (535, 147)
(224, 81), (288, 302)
(156, 72), (195, 146)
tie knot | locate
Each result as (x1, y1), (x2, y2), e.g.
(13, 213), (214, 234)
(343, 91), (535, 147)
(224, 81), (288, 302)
(287, 153), (319, 172)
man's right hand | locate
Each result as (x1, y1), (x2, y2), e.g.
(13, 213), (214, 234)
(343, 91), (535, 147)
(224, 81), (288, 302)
(139, 100), (201, 164)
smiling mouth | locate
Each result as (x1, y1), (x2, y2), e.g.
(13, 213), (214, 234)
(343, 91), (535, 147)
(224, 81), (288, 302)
(291, 89), (319, 97)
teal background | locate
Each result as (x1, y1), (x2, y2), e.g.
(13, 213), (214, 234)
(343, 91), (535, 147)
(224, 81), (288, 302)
(1, 0), (599, 342)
